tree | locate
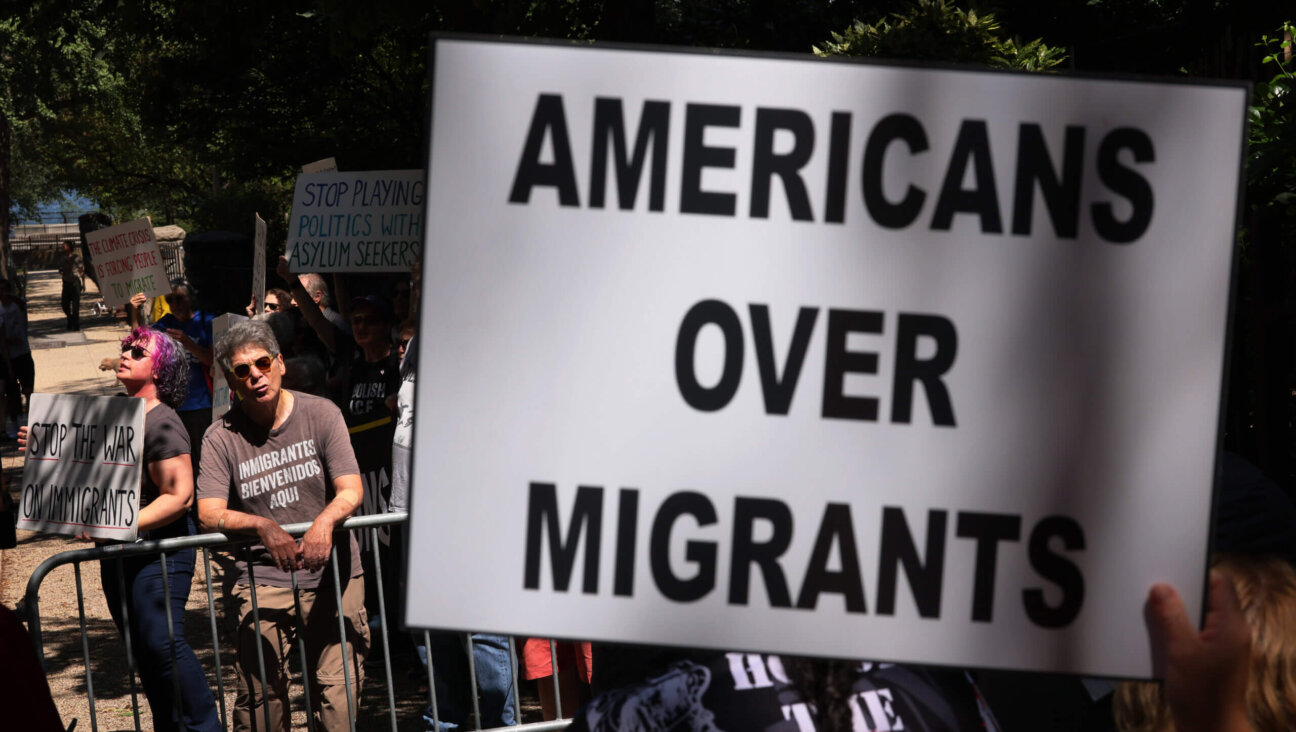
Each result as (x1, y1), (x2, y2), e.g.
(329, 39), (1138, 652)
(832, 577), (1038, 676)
(812, 0), (1066, 70)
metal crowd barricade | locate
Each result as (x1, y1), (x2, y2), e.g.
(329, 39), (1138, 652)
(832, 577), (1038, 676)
(23, 512), (575, 732)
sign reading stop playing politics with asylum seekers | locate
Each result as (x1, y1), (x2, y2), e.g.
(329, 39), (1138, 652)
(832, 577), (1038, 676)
(406, 38), (1248, 679)
(286, 169), (424, 272)
(17, 394), (146, 542)
(85, 217), (170, 308)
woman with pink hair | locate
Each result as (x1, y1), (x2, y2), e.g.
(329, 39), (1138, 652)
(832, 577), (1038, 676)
(23, 327), (220, 731)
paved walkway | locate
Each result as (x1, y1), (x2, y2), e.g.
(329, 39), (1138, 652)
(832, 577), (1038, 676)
(16, 269), (133, 398)
(1, 268), (131, 510)
(0, 268), (134, 598)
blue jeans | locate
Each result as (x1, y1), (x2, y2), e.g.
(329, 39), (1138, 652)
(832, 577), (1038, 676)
(102, 537), (222, 732)
(422, 633), (517, 731)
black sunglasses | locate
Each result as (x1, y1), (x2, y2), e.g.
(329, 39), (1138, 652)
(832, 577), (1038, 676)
(265, 302), (279, 311)
(230, 355), (275, 381)
(121, 343), (150, 360)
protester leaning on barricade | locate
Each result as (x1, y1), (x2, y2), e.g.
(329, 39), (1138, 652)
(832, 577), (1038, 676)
(152, 278), (214, 474)
(20, 328), (222, 732)
(196, 319), (368, 732)
(0, 277), (34, 440)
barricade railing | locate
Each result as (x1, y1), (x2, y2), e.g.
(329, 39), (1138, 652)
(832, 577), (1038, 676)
(23, 512), (574, 732)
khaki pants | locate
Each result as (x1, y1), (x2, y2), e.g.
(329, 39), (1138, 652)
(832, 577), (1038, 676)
(233, 577), (369, 732)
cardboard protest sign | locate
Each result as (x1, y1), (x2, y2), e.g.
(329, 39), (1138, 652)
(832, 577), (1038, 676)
(252, 213), (267, 314)
(211, 313), (249, 423)
(302, 157), (338, 174)
(85, 217), (170, 308)
(406, 39), (1248, 678)
(286, 169), (424, 273)
(17, 394), (146, 542)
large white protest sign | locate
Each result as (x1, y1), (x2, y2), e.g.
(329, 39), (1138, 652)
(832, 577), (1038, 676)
(85, 217), (170, 308)
(17, 394), (146, 542)
(286, 169), (424, 272)
(406, 39), (1248, 678)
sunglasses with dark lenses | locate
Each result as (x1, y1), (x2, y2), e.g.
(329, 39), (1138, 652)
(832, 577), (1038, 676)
(230, 355), (275, 381)
(265, 302), (279, 311)
(121, 344), (150, 360)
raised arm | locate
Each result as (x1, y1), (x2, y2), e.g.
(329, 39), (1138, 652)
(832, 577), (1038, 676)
(277, 255), (337, 353)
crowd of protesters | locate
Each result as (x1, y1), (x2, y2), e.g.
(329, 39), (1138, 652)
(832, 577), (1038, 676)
(88, 259), (591, 731)
(6, 249), (1295, 732)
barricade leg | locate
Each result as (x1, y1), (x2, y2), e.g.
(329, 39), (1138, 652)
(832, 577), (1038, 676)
(102, 556), (142, 732)
(290, 571), (317, 732)
(201, 548), (230, 729)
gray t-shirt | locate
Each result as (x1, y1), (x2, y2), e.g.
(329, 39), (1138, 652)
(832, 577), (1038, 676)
(198, 390), (363, 588)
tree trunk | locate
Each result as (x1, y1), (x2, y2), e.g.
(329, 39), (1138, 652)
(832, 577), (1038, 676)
(0, 113), (11, 280)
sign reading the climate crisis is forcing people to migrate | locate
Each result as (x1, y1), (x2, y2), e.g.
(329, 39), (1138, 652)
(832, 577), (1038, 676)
(286, 169), (424, 272)
(405, 38), (1248, 679)
(85, 217), (171, 308)
(17, 394), (146, 542)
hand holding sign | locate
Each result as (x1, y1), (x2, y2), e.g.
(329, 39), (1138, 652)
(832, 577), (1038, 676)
(1145, 574), (1252, 732)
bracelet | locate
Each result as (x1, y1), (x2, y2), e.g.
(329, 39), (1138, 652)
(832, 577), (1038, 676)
(218, 516), (227, 531)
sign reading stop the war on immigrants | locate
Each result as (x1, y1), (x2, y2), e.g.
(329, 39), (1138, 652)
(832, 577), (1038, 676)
(85, 217), (171, 309)
(286, 169), (425, 272)
(16, 394), (146, 542)
(406, 38), (1248, 678)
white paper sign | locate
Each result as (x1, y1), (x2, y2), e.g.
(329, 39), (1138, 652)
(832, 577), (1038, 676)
(407, 39), (1248, 678)
(301, 157), (338, 174)
(285, 169), (424, 272)
(252, 213), (267, 314)
(211, 313), (248, 423)
(17, 394), (146, 542)
(85, 218), (170, 308)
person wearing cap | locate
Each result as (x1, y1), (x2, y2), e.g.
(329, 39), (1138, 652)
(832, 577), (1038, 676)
(340, 293), (402, 629)
(152, 278), (215, 473)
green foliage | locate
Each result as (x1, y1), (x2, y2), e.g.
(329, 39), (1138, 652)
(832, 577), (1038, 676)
(189, 178), (294, 254)
(1249, 22), (1296, 216)
(812, 0), (1066, 71)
